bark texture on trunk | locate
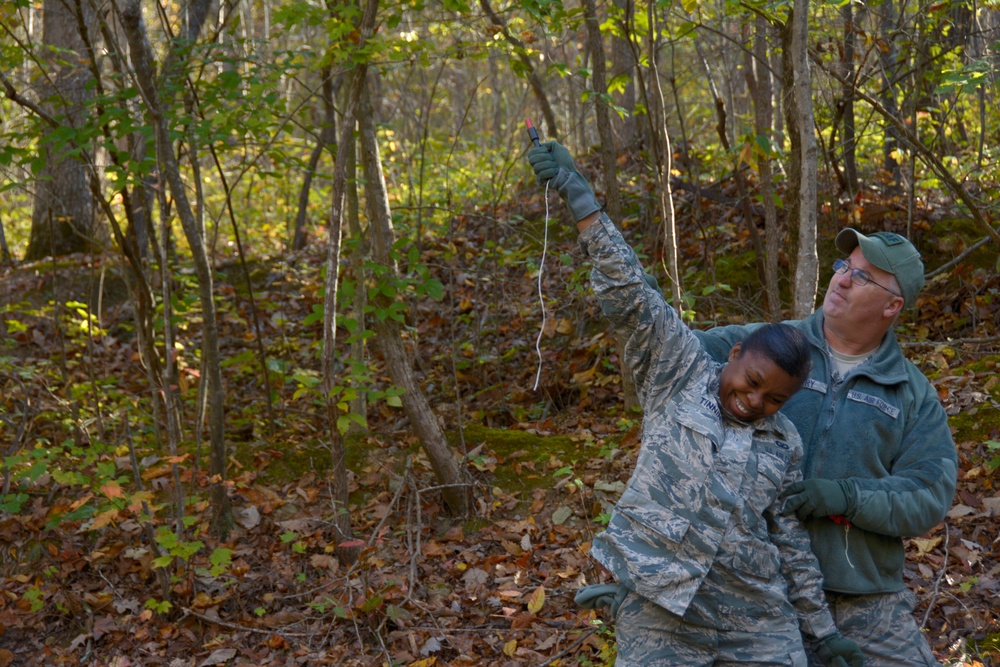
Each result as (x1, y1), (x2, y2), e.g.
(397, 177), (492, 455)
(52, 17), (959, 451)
(27, 0), (103, 261)
(358, 82), (469, 517)
(790, 0), (819, 318)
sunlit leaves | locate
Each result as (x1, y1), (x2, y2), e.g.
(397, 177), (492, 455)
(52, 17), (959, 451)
(934, 59), (991, 96)
(272, 2), (330, 30)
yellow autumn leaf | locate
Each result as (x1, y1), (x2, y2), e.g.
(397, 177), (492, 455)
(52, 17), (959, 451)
(527, 585), (545, 614)
(912, 537), (942, 555)
(503, 639), (517, 657)
(408, 658), (436, 667)
(737, 142), (754, 169)
(573, 366), (597, 385)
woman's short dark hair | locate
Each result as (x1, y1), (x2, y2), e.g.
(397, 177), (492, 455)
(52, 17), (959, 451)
(740, 323), (812, 379)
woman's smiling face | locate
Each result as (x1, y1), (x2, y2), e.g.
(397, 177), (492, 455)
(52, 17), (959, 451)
(718, 343), (804, 423)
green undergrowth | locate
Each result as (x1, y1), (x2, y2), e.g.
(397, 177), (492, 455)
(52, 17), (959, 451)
(945, 354), (1000, 445)
(962, 632), (1000, 665)
(233, 433), (371, 484)
(238, 422), (615, 503)
(453, 423), (610, 496)
(928, 218), (998, 272)
(950, 407), (1000, 443)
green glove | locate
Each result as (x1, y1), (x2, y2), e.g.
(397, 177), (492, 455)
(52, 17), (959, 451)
(784, 478), (851, 521)
(527, 141), (602, 223)
(574, 583), (629, 617)
(815, 632), (865, 667)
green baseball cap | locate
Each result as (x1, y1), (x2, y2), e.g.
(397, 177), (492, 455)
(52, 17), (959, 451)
(835, 228), (925, 308)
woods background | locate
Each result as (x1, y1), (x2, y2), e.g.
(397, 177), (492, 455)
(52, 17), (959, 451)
(0, 0), (999, 664)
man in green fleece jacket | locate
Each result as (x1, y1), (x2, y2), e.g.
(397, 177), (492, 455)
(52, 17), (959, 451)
(694, 231), (958, 667)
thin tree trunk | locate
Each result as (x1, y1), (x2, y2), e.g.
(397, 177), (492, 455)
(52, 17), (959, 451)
(610, 0), (636, 145)
(358, 81), (469, 517)
(0, 209), (11, 264)
(840, 1), (858, 195)
(319, 0), (381, 566)
(120, 0), (232, 537)
(748, 16), (782, 321)
(582, 0), (638, 412)
(293, 65), (338, 251)
(790, 0), (819, 318)
(700, 42), (768, 300)
(345, 133), (368, 435)
(293, 144), (324, 250)
(879, 0), (903, 186)
(780, 17), (802, 302)
(582, 0), (622, 224)
(627, 4), (682, 311)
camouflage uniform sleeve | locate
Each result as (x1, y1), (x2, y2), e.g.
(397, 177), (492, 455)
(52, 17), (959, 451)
(766, 422), (838, 641)
(578, 214), (703, 406)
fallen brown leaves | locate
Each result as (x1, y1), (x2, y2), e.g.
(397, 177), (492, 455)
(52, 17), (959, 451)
(0, 176), (998, 666)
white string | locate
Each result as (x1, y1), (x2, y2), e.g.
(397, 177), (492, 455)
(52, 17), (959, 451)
(533, 180), (550, 392)
(844, 523), (854, 568)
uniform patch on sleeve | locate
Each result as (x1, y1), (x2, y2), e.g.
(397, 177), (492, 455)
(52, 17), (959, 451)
(801, 378), (827, 393)
(847, 390), (900, 419)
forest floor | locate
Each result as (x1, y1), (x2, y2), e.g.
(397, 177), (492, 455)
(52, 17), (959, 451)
(0, 161), (999, 667)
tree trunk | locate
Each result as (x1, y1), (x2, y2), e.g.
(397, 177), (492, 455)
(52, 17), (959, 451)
(120, 0), (232, 538)
(358, 81), (469, 517)
(879, 0), (903, 186)
(840, 1), (858, 196)
(610, 0), (637, 146)
(582, 0), (621, 224)
(345, 132), (369, 435)
(780, 18), (801, 300)
(26, 0), (103, 261)
(702, 41), (768, 304)
(0, 209), (11, 265)
(749, 16), (782, 322)
(628, 3), (682, 311)
(789, 0), (819, 318)
(319, 0), (381, 566)
(292, 64), (338, 251)
(581, 0), (638, 413)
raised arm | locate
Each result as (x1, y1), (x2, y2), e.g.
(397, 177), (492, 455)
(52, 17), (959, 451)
(526, 141), (703, 405)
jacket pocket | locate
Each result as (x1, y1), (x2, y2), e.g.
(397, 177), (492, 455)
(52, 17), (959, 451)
(717, 532), (780, 584)
(748, 449), (787, 516)
(614, 486), (692, 546)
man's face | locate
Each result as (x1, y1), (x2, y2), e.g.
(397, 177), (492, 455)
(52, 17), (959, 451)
(718, 344), (803, 422)
(822, 247), (903, 327)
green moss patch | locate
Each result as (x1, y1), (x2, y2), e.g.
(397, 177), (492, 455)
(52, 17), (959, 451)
(451, 423), (607, 495)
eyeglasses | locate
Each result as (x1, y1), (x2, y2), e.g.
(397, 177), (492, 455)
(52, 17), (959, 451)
(832, 259), (902, 297)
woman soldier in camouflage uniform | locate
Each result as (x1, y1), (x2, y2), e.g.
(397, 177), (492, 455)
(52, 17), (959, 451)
(527, 141), (863, 667)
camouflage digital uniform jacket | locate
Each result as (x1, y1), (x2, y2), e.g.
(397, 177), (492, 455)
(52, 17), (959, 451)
(582, 214), (837, 640)
(694, 310), (958, 596)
